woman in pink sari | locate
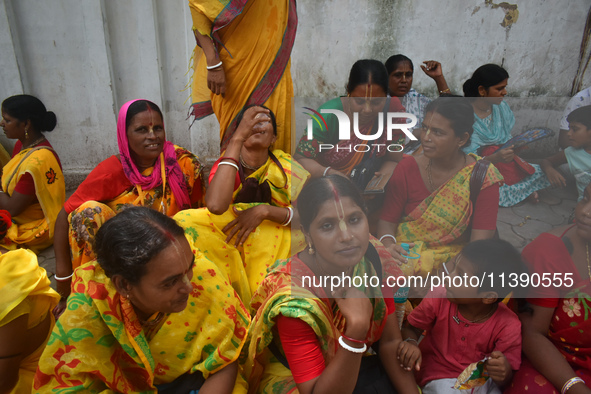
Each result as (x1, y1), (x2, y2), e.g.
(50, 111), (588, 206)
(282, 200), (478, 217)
(52, 99), (205, 316)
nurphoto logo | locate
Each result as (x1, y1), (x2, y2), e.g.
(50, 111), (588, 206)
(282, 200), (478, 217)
(303, 107), (419, 153)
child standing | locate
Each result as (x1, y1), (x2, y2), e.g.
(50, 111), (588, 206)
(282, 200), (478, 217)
(542, 105), (591, 200)
(398, 239), (524, 393)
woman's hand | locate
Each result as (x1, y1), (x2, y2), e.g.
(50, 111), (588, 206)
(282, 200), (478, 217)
(384, 242), (415, 266)
(420, 61), (443, 80)
(397, 340), (422, 372)
(232, 107), (271, 143)
(222, 205), (268, 247)
(207, 67), (226, 97)
(52, 298), (67, 319)
(332, 286), (372, 339)
(488, 146), (514, 164)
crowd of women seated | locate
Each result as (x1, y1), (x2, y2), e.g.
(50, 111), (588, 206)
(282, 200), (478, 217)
(2, 51), (591, 393)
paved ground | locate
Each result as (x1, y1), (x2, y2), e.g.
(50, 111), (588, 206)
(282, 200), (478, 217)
(38, 184), (579, 291)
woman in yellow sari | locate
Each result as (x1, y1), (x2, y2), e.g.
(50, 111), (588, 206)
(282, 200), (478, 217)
(34, 207), (249, 394)
(377, 97), (503, 278)
(175, 105), (309, 307)
(242, 176), (419, 394)
(0, 94), (65, 253)
(0, 210), (60, 394)
(52, 99), (205, 316)
(189, 0), (297, 152)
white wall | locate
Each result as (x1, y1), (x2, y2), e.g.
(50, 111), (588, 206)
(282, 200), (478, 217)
(0, 0), (589, 188)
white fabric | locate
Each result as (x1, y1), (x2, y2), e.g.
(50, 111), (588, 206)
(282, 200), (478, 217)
(560, 87), (591, 130)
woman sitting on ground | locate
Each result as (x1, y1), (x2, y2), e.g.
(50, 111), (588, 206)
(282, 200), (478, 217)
(52, 99), (205, 315)
(385, 54), (451, 135)
(34, 206), (249, 394)
(377, 97), (503, 278)
(505, 182), (591, 394)
(294, 59), (405, 181)
(463, 63), (550, 206)
(241, 175), (419, 394)
(175, 105), (309, 306)
(0, 94), (65, 253)
(0, 211), (60, 394)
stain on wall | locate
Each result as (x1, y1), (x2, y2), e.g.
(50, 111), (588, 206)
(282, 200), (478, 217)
(484, 0), (519, 29)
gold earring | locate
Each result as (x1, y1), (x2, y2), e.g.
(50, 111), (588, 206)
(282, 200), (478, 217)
(308, 243), (315, 255)
(25, 128), (28, 139)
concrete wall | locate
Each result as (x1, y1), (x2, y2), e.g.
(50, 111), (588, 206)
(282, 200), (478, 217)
(1, 0), (589, 188)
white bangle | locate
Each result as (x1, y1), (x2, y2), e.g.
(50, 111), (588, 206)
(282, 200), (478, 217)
(379, 234), (397, 244)
(338, 336), (367, 353)
(54, 272), (74, 281)
(323, 166), (331, 177)
(206, 61), (223, 70)
(219, 161), (239, 171)
(281, 207), (293, 226)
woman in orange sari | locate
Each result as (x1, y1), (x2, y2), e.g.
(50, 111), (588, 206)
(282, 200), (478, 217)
(52, 99), (205, 316)
(189, 0), (297, 152)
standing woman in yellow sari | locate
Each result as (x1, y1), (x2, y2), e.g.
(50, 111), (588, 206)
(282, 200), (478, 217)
(189, 0), (297, 152)
(52, 99), (205, 316)
(175, 105), (309, 306)
(0, 94), (65, 253)
(0, 211), (60, 393)
(377, 97), (503, 278)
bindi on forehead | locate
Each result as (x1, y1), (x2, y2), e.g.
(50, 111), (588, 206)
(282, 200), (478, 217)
(146, 106), (154, 127)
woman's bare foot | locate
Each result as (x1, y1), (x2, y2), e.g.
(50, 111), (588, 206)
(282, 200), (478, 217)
(526, 191), (539, 204)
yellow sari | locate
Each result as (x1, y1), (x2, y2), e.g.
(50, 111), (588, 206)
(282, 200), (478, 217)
(396, 156), (503, 276)
(175, 149), (309, 307)
(241, 238), (402, 393)
(190, 0), (297, 152)
(0, 249), (60, 394)
(34, 244), (250, 393)
(0, 146), (65, 253)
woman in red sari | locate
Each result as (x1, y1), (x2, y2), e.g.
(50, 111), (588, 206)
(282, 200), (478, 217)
(506, 182), (591, 394)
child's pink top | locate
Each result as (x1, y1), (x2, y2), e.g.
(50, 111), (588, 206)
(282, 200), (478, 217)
(408, 286), (522, 387)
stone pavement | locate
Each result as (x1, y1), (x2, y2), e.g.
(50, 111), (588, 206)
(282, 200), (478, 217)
(37, 184), (579, 291)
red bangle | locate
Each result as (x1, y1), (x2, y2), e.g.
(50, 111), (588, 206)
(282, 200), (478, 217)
(220, 156), (239, 166)
(341, 333), (367, 344)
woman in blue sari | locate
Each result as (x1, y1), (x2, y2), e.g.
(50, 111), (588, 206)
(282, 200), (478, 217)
(463, 64), (550, 206)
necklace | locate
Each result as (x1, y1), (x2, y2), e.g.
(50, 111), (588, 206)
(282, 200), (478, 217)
(427, 153), (467, 191)
(585, 242), (591, 279)
(139, 311), (165, 327)
(240, 155), (263, 171)
(453, 304), (496, 325)
(22, 136), (46, 150)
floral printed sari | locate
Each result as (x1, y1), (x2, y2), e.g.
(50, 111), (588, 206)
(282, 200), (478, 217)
(65, 145), (204, 269)
(240, 237), (403, 393)
(507, 231), (591, 393)
(395, 155), (503, 276)
(34, 244), (250, 393)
